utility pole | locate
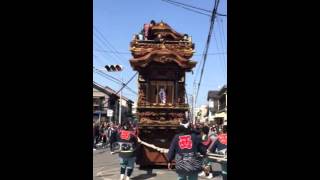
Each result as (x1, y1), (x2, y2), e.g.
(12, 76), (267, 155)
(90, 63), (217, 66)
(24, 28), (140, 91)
(194, 0), (221, 105)
(190, 94), (193, 123)
(98, 111), (101, 124)
(119, 78), (123, 125)
(192, 82), (196, 125)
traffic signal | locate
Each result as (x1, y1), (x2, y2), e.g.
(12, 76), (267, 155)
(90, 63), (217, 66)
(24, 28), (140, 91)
(105, 65), (123, 72)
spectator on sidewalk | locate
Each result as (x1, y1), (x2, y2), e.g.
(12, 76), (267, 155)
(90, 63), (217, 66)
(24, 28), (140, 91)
(93, 122), (97, 151)
(100, 122), (108, 148)
(107, 122), (117, 146)
(94, 122), (100, 149)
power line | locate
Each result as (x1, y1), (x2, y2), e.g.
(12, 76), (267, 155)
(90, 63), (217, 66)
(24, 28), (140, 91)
(93, 32), (138, 96)
(93, 80), (136, 101)
(93, 26), (128, 63)
(104, 38), (128, 62)
(93, 54), (105, 67)
(93, 67), (138, 95)
(94, 34), (123, 64)
(195, 0), (221, 105)
(94, 33), (122, 64)
(213, 20), (227, 81)
(213, 28), (226, 81)
(94, 70), (121, 85)
(220, 18), (228, 80)
(215, 18), (227, 78)
(94, 27), (120, 57)
(94, 68), (137, 95)
(121, 92), (136, 101)
(193, 58), (203, 84)
(218, 18), (227, 79)
(161, 0), (211, 17)
(94, 37), (121, 64)
(213, 17), (227, 79)
(115, 72), (138, 95)
(185, 92), (192, 121)
(217, 18), (226, 52)
(94, 69), (122, 86)
(94, 71), (137, 96)
(217, 12), (227, 16)
(219, 18), (227, 49)
(93, 27), (137, 83)
(161, 0), (226, 17)
(93, 27), (136, 83)
(163, 0), (211, 13)
(94, 67), (121, 83)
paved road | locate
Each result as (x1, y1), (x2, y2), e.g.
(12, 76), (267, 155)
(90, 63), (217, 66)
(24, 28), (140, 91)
(93, 148), (224, 180)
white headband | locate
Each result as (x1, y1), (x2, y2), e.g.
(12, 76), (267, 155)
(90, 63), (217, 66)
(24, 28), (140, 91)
(180, 122), (190, 128)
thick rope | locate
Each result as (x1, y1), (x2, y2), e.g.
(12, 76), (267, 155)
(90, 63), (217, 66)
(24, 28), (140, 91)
(207, 156), (227, 162)
(136, 137), (227, 161)
(137, 137), (169, 153)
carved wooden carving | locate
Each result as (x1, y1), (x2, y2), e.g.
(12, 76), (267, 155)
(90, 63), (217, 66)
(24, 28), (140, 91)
(130, 21), (196, 127)
(137, 110), (185, 125)
(130, 42), (194, 59)
(177, 83), (185, 104)
(130, 49), (196, 71)
(138, 84), (146, 105)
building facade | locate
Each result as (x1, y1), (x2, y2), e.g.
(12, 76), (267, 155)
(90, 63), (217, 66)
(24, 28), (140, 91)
(207, 85), (227, 126)
(194, 105), (209, 123)
(93, 82), (133, 124)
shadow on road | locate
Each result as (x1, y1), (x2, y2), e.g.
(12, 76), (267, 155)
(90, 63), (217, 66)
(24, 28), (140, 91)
(131, 173), (157, 180)
(139, 165), (168, 170)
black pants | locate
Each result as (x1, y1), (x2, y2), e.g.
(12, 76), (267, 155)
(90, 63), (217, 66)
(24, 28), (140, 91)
(222, 174), (227, 180)
(95, 135), (100, 145)
(93, 137), (97, 148)
(102, 135), (107, 143)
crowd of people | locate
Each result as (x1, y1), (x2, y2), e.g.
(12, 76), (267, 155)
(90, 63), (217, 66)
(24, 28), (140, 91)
(95, 119), (227, 180)
(93, 121), (118, 150)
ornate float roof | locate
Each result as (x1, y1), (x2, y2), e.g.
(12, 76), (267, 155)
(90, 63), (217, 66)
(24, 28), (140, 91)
(130, 49), (196, 71)
(130, 40), (194, 59)
(130, 21), (196, 71)
(150, 21), (184, 40)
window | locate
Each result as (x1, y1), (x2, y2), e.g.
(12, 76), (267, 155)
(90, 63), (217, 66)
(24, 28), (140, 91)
(209, 100), (214, 108)
(148, 81), (174, 104)
(93, 97), (100, 105)
(93, 97), (105, 110)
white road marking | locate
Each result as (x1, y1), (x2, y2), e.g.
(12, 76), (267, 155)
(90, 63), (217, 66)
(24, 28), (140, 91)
(94, 167), (105, 174)
(96, 167), (120, 177)
(102, 178), (113, 180)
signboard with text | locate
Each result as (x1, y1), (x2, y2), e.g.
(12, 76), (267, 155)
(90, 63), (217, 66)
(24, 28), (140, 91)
(107, 109), (113, 117)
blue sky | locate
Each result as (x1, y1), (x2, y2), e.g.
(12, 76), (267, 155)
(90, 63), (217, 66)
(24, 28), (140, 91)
(93, 0), (227, 107)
